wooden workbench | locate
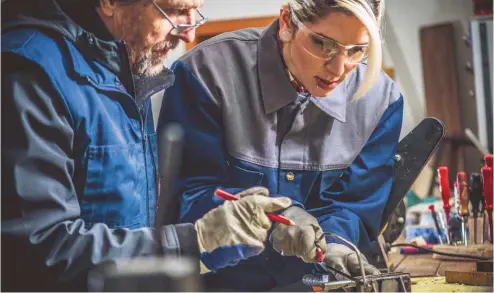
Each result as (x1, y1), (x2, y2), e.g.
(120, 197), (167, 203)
(389, 252), (492, 292)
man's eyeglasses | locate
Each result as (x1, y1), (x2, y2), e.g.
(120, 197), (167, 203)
(149, 0), (207, 36)
(290, 11), (368, 64)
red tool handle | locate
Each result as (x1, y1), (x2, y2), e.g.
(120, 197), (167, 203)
(214, 188), (295, 226)
(481, 167), (493, 210)
(481, 167), (493, 243)
(485, 154), (493, 168)
(438, 167), (451, 220)
(316, 247), (324, 262)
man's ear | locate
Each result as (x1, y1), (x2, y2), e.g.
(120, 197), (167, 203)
(99, 0), (118, 17)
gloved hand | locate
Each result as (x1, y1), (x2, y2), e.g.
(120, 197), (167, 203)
(269, 206), (326, 263)
(195, 187), (292, 273)
(323, 243), (381, 277)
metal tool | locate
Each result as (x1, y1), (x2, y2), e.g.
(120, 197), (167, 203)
(438, 166), (452, 244)
(428, 205), (444, 244)
(156, 122), (185, 226)
(305, 231), (411, 292)
(469, 173), (483, 244)
(457, 172), (469, 246)
(481, 166), (493, 243)
(302, 272), (411, 292)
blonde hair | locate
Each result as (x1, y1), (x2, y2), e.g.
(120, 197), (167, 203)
(286, 0), (384, 100)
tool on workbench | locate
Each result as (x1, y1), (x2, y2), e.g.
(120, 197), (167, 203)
(305, 231), (412, 292)
(438, 166), (452, 244)
(469, 173), (483, 244)
(480, 155), (492, 244)
(428, 205), (444, 244)
(457, 172), (469, 246)
(485, 154), (493, 168)
(481, 166), (493, 243)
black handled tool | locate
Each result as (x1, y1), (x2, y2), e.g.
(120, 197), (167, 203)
(469, 173), (483, 244)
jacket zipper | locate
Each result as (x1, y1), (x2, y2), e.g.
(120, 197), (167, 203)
(120, 41), (150, 227)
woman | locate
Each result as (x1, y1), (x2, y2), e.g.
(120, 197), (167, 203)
(159, 0), (403, 291)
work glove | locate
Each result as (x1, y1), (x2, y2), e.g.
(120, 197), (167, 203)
(323, 243), (381, 278)
(269, 206), (327, 263)
(195, 187), (292, 273)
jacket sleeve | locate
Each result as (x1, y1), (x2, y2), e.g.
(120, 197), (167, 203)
(310, 97), (404, 249)
(1, 55), (199, 290)
(158, 60), (249, 224)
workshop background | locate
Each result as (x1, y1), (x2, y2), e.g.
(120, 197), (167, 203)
(149, 0), (494, 291)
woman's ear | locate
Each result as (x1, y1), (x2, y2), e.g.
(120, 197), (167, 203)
(278, 5), (294, 42)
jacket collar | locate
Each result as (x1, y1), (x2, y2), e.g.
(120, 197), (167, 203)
(257, 20), (347, 123)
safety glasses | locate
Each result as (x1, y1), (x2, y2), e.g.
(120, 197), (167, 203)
(291, 12), (368, 64)
(149, 0), (207, 35)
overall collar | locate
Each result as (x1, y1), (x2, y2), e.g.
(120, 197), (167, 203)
(257, 20), (348, 122)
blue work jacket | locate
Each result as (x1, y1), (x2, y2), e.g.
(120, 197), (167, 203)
(1, 1), (197, 291)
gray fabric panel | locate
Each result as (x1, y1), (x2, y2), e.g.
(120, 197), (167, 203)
(180, 21), (402, 171)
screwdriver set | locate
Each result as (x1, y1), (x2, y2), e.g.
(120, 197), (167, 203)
(436, 154), (493, 247)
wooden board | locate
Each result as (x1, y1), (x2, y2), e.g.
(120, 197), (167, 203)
(432, 244), (493, 261)
(436, 260), (478, 276)
(445, 271), (493, 286)
(477, 261), (493, 272)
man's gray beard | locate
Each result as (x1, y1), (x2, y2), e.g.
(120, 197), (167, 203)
(131, 39), (180, 77)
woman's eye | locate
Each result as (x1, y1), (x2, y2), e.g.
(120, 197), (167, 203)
(348, 47), (366, 56)
(310, 36), (324, 47)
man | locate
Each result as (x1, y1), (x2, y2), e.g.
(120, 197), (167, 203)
(1, 0), (292, 291)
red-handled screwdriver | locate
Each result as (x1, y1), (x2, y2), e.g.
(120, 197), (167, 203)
(215, 188), (296, 226)
(485, 154), (493, 168)
(215, 188), (325, 261)
(481, 167), (493, 243)
(438, 167), (452, 244)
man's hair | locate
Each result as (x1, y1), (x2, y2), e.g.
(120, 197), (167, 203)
(94, 0), (142, 7)
(285, 0), (385, 100)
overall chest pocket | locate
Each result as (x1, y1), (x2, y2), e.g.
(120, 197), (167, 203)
(81, 143), (144, 229)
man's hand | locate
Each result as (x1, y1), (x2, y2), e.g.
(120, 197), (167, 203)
(195, 187), (292, 273)
(323, 243), (381, 277)
(269, 206), (326, 263)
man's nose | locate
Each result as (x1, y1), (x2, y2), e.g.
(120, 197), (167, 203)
(177, 28), (196, 43)
(176, 11), (197, 43)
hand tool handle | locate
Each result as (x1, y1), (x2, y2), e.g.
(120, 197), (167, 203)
(469, 173), (483, 216)
(316, 247), (325, 262)
(481, 167), (493, 243)
(438, 167), (451, 214)
(457, 172), (469, 216)
(482, 167), (493, 210)
(214, 188), (295, 226)
(485, 154), (493, 168)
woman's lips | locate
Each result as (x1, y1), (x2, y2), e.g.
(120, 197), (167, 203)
(315, 76), (338, 91)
